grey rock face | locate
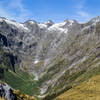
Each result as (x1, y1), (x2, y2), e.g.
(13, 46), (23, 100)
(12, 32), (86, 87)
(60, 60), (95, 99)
(0, 83), (17, 100)
(0, 17), (76, 74)
(0, 16), (100, 98)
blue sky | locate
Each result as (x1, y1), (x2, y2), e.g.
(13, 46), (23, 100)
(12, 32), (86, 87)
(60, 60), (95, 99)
(0, 0), (99, 23)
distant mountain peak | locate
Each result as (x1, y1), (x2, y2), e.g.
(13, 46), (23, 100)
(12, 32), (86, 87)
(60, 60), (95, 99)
(45, 20), (54, 27)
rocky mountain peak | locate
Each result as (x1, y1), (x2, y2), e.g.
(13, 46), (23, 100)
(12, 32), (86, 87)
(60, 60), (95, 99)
(24, 20), (37, 26)
(91, 16), (100, 22)
(45, 20), (54, 27)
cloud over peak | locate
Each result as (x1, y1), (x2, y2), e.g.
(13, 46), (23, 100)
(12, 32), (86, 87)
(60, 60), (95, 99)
(0, 0), (31, 22)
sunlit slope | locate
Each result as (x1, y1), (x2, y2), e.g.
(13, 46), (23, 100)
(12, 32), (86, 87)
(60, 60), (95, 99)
(55, 74), (100, 100)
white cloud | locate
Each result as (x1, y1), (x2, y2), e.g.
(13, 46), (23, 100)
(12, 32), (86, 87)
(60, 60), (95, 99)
(0, 1), (12, 18)
(74, 0), (85, 9)
(9, 0), (24, 11)
(0, 0), (31, 22)
(73, 0), (92, 22)
(77, 11), (89, 17)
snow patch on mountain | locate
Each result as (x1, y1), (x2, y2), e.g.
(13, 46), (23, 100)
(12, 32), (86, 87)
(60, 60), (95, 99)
(5, 19), (29, 31)
(34, 59), (39, 64)
(38, 23), (47, 29)
(0, 18), (29, 32)
(48, 22), (68, 33)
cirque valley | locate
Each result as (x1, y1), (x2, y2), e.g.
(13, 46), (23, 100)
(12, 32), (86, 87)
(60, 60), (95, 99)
(0, 16), (100, 100)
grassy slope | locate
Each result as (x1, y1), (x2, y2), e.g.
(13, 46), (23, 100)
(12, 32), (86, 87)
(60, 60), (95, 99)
(1, 68), (40, 96)
(0, 47), (40, 97)
(54, 63), (100, 100)
(55, 74), (100, 100)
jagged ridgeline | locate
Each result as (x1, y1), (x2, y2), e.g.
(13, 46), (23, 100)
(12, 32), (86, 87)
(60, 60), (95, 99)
(0, 16), (100, 100)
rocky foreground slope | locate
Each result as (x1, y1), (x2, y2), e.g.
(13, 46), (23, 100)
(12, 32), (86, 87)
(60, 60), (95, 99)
(0, 81), (36, 100)
(0, 16), (100, 100)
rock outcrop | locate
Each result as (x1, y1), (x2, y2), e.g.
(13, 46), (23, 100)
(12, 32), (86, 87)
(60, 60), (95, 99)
(0, 82), (36, 100)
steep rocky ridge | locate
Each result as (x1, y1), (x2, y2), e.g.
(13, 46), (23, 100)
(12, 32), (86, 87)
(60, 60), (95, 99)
(0, 16), (100, 99)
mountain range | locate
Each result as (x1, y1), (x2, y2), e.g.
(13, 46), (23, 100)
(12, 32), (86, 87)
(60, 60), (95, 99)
(0, 16), (100, 100)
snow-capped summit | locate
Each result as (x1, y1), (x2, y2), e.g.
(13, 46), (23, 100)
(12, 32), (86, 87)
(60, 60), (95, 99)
(91, 16), (100, 23)
(0, 18), (29, 32)
(86, 16), (100, 26)
(47, 19), (76, 33)
(24, 20), (37, 25)
(45, 20), (54, 27)
(64, 19), (74, 24)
